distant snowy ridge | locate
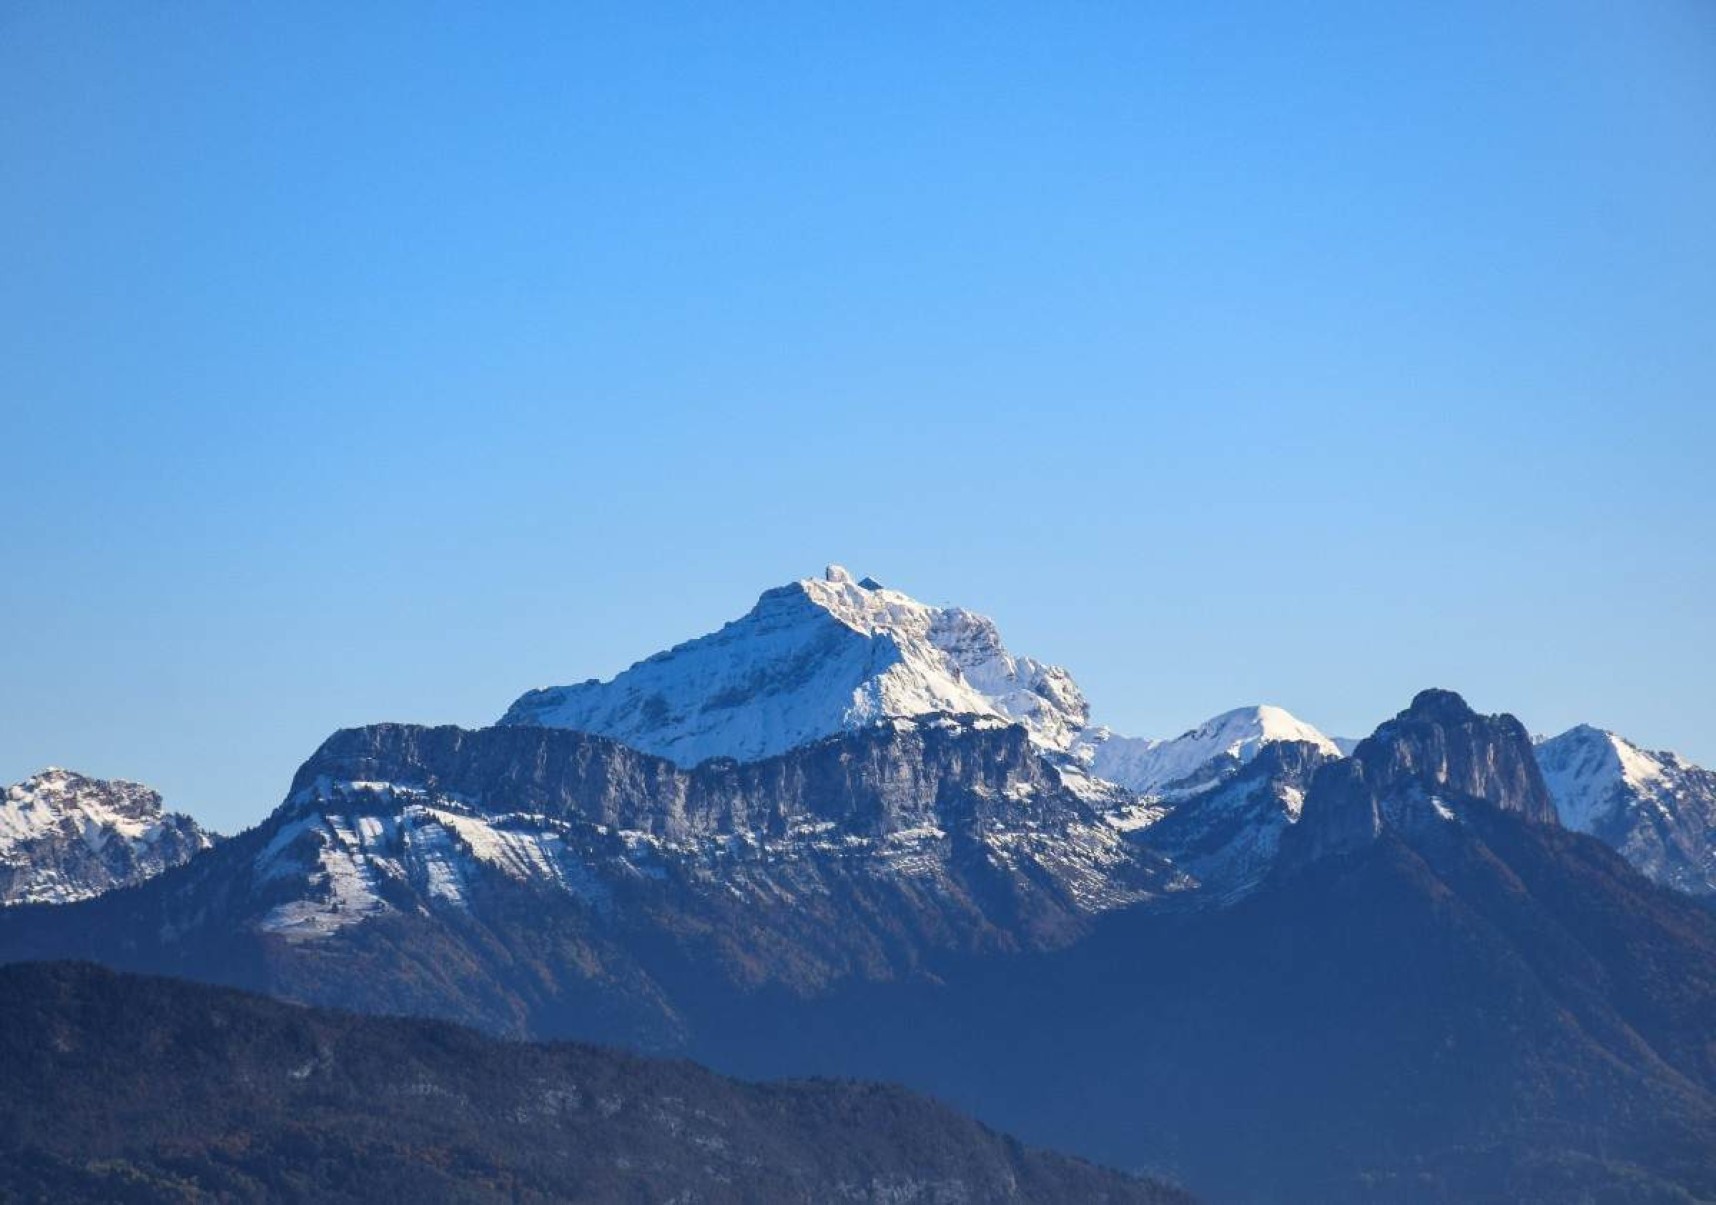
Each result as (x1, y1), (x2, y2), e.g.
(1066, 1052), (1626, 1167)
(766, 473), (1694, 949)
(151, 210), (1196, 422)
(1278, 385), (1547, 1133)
(0, 768), (217, 904)
(502, 565), (1090, 766)
(1082, 706), (1344, 904)
(1076, 705), (1341, 797)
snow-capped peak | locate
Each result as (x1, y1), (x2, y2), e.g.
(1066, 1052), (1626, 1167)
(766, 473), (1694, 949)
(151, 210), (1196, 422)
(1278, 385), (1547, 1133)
(1535, 725), (1675, 833)
(1534, 723), (1716, 897)
(2, 767), (170, 846)
(1076, 705), (1341, 796)
(1, 768), (218, 905)
(501, 567), (1090, 767)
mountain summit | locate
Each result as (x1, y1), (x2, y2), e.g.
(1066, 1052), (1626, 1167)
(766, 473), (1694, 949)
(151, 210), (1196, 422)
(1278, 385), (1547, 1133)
(1287, 688), (1558, 864)
(501, 565), (1090, 766)
(0, 768), (217, 905)
(1536, 723), (1716, 896)
(1077, 704), (1340, 795)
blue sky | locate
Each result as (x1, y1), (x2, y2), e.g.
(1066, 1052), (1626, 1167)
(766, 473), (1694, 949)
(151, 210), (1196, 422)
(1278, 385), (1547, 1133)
(3, 1), (1713, 830)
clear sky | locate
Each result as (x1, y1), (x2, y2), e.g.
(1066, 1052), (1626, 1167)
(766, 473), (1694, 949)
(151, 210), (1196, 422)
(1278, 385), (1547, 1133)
(3, 1), (1713, 831)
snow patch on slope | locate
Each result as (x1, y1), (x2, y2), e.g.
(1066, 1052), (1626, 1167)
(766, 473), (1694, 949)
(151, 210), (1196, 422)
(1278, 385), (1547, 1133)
(255, 783), (619, 940)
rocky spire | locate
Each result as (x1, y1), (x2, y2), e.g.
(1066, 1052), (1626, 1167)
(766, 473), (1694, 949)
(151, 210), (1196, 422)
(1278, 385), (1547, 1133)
(1286, 689), (1558, 864)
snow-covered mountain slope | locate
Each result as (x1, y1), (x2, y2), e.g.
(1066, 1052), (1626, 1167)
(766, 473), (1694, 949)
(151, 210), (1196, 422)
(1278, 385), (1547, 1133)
(1077, 705), (1341, 797)
(250, 786), (616, 940)
(1536, 725), (1716, 896)
(255, 716), (1169, 946)
(1114, 739), (1336, 903)
(0, 768), (218, 905)
(1082, 706), (1343, 904)
(501, 565), (1089, 766)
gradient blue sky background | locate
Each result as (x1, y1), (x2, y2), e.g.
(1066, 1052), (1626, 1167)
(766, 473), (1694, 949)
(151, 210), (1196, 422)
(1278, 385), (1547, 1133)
(4, 1), (1713, 830)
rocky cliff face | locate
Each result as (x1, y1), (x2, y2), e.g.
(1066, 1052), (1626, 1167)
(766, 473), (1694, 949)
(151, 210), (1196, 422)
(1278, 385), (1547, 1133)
(1286, 690), (1558, 865)
(261, 716), (1174, 957)
(1356, 688), (1558, 822)
(0, 718), (1176, 1044)
(296, 712), (1081, 845)
(0, 769), (217, 905)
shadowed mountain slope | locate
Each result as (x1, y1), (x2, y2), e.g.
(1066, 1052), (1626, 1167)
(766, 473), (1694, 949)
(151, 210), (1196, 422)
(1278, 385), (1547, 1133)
(687, 694), (1716, 1204)
(0, 961), (1191, 1205)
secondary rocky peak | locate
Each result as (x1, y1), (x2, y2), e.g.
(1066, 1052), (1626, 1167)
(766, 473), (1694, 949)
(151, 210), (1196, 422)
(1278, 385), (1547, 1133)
(1286, 689), (1559, 866)
(1357, 688), (1558, 825)
(1400, 687), (1477, 725)
(8, 767), (160, 821)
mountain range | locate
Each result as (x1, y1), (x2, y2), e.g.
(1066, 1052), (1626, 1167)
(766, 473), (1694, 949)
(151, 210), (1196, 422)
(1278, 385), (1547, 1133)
(499, 565), (1716, 902)
(14, 568), (1713, 909)
(4, 566), (1716, 1202)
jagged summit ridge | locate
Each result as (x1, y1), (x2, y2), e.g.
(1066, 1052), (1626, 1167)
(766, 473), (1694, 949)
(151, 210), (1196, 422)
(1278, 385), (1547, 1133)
(1368, 689), (1560, 826)
(1286, 689), (1559, 866)
(0, 768), (217, 905)
(501, 565), (1089, 766)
